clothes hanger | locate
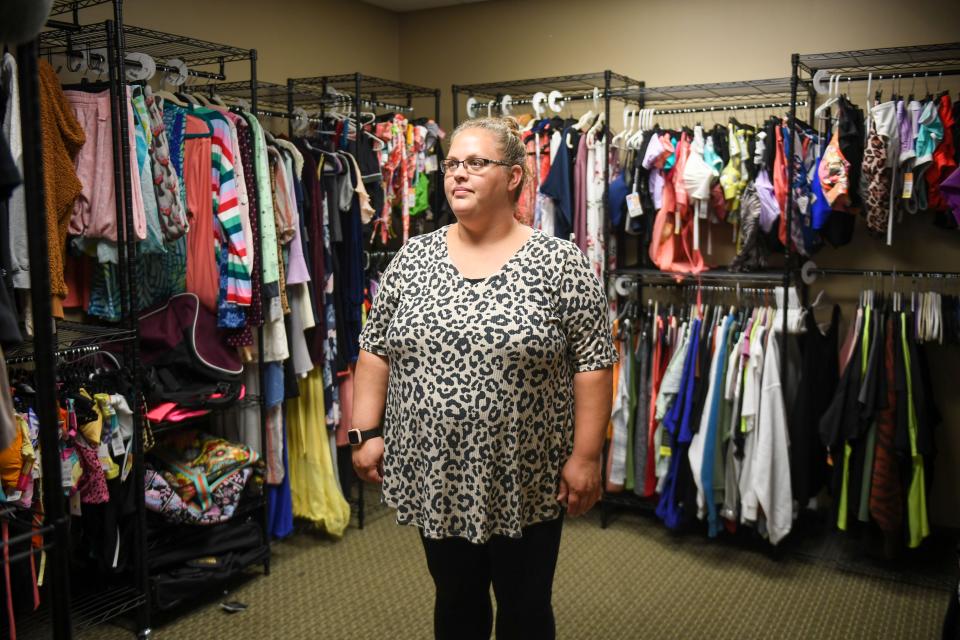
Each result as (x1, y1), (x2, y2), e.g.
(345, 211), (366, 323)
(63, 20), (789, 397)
(586, 111), (605, 145)
(814, 74), (841, 122)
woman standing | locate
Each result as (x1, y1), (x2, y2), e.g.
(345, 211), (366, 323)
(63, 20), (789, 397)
(351, 116), (617, 640)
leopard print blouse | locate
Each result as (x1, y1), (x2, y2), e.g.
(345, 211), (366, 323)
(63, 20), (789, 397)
(359, 226), (618, 542)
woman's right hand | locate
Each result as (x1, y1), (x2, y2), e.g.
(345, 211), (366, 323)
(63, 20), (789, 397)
(351, 439), (385, 483)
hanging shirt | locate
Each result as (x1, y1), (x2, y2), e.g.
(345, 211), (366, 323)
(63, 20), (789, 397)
(242, 112), (281, 292)
(540, 127), (576, 239)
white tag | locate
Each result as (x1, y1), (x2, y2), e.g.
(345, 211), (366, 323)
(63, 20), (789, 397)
(121, 449), (133, 483)
(98, 443), (111, 469)
(627, 192), (643, 217)
(405, 190), (416, 210)
(69, 492), (82, 516)
(425, 154), (439, 173)
(61, 457), (74, 489)
(110, 430), (126, 458)
(269, 297), (282, 322)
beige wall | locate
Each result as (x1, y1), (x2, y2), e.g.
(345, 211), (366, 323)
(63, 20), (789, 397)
(399, 0), (959, 132)
(81, 0), (400, 84)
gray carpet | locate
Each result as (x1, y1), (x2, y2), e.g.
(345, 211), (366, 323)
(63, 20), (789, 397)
(69, 486), (951, 640)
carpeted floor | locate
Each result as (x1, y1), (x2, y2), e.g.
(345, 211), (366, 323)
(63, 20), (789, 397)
(70, 485), (953, 640)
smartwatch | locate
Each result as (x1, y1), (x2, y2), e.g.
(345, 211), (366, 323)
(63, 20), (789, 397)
(347, 427), (383, 446)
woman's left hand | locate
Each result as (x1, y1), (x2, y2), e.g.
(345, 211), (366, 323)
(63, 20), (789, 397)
(557, 454), (602, 517)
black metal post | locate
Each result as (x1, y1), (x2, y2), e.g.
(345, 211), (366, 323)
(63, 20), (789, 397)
(104, 21), (129, 332)
(782, 54), (799, 392)
(603, 70), (612, 282)
(249, 49), (271, 576)
(451, 85), (459, 126)
(353, 72), (365, 530)
(17, 37), (73, 640)
(321, 78), (328, 122)
(287, 78), (295, 139)
(433, 88), (442, 231)
(109, 2), (150, 635)
(637, 81), (646, 267)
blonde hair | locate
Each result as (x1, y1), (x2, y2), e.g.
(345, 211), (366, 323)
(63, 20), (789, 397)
(450, 116), (528, 202)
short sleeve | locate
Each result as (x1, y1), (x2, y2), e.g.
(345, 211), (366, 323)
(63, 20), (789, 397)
(358, 243), (407, 357)
(557, 247), (619, 373)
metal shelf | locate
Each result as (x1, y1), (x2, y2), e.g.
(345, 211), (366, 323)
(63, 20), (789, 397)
(2, 583), (146, 637)
(40, 23), (252, 67)
(291, 73), (438, 100)
(199, 80), (326, 111)
(47, 0), (113, 16)
(5, 321), (136, 362)
(73, 585), (146, 631)
(613, 267), (788, 284)
(617, 77), (798, 105)
(455, 71), (641, 100)
(797, 42), (960, 75)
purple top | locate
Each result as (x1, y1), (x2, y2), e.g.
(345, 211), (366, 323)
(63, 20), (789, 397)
(755, 169), (780, 232)
(939, 166), (960, 225)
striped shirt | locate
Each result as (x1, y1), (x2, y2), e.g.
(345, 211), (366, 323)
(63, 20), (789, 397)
(204, 112), (252, 306)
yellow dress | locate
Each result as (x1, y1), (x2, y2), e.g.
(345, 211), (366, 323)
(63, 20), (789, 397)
(286, 368), (351, 537)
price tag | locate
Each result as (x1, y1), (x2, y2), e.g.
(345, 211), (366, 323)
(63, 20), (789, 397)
(626, 192), (643, 217)
(69, 492), (82, 516)
(901, 171), (914, 199)
(60, 457), (74, 489)
(659, 445), (672, 458)
(425, 154), (439, 173)
(406, 190), (416, 210)
(121, 449), (133, 483)
(98, 443), (111, 470)
(110, 429), (126, 458)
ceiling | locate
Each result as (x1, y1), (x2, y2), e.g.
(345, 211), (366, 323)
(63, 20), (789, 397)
(360, 0), (490, 12)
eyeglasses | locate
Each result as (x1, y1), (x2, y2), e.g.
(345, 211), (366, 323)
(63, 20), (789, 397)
(440, 157), (514, 175)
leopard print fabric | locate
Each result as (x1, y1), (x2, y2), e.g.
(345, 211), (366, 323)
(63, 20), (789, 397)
(359, 227), (618, 543)
(862, 127), (890, 234)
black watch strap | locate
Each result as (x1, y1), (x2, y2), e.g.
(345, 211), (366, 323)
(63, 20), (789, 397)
(348, 427), (383, 446)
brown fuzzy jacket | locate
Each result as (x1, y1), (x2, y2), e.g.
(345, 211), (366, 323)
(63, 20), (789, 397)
(37, 59), (85, 318)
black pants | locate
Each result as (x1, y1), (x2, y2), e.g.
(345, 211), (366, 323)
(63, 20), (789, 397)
(419, 516), (564, 640)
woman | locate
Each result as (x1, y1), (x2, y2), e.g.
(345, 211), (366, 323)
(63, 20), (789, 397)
(351, 116), (617, 640)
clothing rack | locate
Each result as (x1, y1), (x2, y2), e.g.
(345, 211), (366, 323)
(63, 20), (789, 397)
(801, 263), (960, 285)
(38, 12), (265, 638)
(598, 76), (816, 524)
(787, 41), (960, 262)
(615, 74), (814, 326)
(289, 73), (441, 118)
(614, 267), (787, 284)
(787, 41), (960, 348)
(452, 71), (643, 279)
(289, 73), (444, 248)
(651, 100), (808, 116)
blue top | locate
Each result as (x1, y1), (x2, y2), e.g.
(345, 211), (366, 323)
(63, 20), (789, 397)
(702, 314), (733, 537)
(540, 126), (575, 239)
(657, 317), (701, 530)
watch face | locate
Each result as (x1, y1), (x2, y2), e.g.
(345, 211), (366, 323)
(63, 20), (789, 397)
(348, 429), (361, 445)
